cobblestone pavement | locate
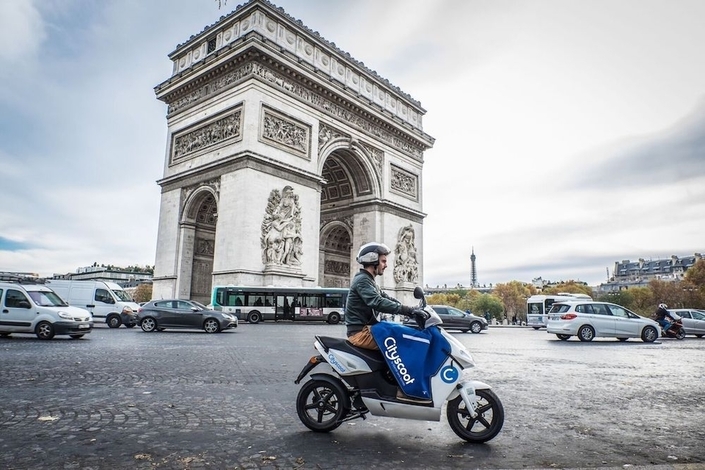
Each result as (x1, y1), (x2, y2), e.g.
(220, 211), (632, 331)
(1, 323), (704, 469)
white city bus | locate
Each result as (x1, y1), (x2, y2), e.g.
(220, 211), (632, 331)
(209, 285), (348, 325)
(526, 293), (593, 329)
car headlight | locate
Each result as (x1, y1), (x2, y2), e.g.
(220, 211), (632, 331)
(122, 306), (134, 314)
(57, 311), (73, 320)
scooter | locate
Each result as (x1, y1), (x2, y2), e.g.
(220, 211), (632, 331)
(294, 286), (504, 443)
(661, 316), (686, 340)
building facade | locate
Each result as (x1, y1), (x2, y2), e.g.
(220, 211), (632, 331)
(151, 0), (434, 304)
(599, 253), (703, 292)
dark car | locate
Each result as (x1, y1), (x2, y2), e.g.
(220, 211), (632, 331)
(137, 299), (238, 333)
(405, 304), (488, 333)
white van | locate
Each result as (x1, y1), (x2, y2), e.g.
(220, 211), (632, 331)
(0, 281), (93, 340)
(46, 280), (140, 328)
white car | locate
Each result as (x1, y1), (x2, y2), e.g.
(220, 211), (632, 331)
(0, 281), (93, 340)
(668, 309), (705, 338)
(546, 300), (660, 343)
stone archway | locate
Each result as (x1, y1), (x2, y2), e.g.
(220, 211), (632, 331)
(318, 145), (380, 287)
(152, 1), (434, 302)
(319, 222), (352, 288)
(183, 190), (217, 304)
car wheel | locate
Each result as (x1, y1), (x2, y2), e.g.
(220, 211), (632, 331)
(470, 321), (483, 334)
(247, 311), (261, 324)
(69, 335), (85, 339)
(641, 325), (658, 343)
(617, 337), (629, 342)
(204, 318), (221, 333)
(577, 325), (595, 342)
(556, 334), (570, 341)
(447, 388), (504, 443)
(107, 315), (122, 328)
(140, 317), (157, 332)
(35, 321), (55, 340)
(327, 312), (341, 325)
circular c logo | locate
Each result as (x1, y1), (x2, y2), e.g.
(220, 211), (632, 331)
(441, 366), (459, 383)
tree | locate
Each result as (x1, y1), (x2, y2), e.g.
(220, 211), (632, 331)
(493, 281), (532, 321)
(132, 284), (153, 303)
(470, 294), (504, 321)
(684, 259), (705, 287)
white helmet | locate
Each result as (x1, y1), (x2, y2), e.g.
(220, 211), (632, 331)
(659, 303), (668, 309)
(356, 242), (390, 266)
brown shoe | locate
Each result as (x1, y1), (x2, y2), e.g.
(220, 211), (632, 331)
(396, 388), (432, 405)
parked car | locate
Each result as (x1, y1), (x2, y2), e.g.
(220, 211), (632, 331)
(668, 309), (705, 338)
(405, 304), (488, 333)
(0, 281), (93, 340)
(546, 300), (659, 342)
(137, 299), (238, 333)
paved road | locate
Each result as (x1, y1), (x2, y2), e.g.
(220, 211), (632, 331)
(1, 323), (704, 469)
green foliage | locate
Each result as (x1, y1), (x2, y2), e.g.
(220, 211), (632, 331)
(470, 293), (504, 321)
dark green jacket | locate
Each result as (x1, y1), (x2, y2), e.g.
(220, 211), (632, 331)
(345, 269), (402, 336)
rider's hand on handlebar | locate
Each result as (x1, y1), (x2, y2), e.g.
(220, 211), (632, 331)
(412, 308), (430, 321)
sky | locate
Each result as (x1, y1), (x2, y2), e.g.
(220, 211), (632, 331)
(1, 0), (704, 288)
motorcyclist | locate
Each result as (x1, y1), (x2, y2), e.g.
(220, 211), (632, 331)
(655, 303), (674, 333)
(345, 242), (424, 350)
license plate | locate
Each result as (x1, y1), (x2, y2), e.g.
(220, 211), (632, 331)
(78, 324), (90, 329)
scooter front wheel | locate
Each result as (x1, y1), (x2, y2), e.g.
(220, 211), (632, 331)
(296, 379), (347, 432)
(447, 388), (504, 443)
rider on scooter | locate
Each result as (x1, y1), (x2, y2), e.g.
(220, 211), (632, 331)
(655, 303), (675, 333)
(345, 242), (424, 349)
(345, 241), (431, 403)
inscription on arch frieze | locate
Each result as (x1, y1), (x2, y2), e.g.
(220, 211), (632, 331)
(171, 107), (242, 163)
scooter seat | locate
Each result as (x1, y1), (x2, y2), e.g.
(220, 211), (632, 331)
(315, 335), (387, 370)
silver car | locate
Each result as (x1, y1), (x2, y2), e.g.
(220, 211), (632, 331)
(668, 309), (705, 338)
(546, 300), (660, 342)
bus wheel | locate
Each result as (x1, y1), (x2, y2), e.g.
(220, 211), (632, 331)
(327, 312), (341, 325)
(247, 311), (261, 324)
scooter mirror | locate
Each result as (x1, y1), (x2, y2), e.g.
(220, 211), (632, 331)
(413, 286), (425, 299)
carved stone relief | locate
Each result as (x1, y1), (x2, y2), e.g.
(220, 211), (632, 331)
(195, 237), (215, 256)
(324, 260), (350, 275)
(172, 108), (242, 163)
(260, 107), (310, 158)
(261, 186), (303, 267)
(166, 61), (424, 160)
(393, 224), (419, 284)
(390, 164), (418, 200)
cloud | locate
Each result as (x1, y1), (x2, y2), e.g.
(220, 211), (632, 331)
(0, 0), (45, 63)
(572, 98), (705, 189)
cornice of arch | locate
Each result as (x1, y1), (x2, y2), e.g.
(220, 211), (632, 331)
(156, 41), (433, 161)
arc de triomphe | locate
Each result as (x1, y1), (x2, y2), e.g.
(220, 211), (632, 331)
(151, 0), (435, 304)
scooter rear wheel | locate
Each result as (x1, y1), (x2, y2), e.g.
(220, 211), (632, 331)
(447, 388), (504, 443)
(296, 379), (347, 432)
